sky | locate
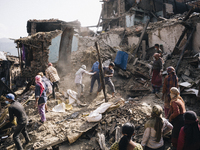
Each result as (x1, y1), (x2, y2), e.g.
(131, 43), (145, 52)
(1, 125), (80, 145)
(0, 0), (102, 39)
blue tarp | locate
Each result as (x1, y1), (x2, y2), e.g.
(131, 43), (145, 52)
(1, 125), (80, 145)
(114, 51), (129, 70)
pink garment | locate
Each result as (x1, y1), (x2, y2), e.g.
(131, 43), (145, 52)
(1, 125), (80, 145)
(35, 75), (45, 96)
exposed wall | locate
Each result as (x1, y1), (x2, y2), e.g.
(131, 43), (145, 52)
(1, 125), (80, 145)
(193, 23), (200, 53)
(101, 34), (122, 47)
(48, 33), (62, 63)
(148, 24), (186, 54)
(128, 36), (139, 46)
(72, 35), (79, 52)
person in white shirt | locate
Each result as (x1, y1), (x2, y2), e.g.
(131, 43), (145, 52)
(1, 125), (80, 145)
(75, 65), (96, 99)
(141, 105), (173, 150)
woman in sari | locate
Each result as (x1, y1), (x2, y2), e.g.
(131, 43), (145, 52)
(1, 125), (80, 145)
(177, 111), (200, 150)
(35, 75), (47, 123)
(110, 123), (143, 150)
(151, 53), (163, 95)
(162, 66), (178, 117)
(167, 87), (186, 149)
(141, 105), (173, 150)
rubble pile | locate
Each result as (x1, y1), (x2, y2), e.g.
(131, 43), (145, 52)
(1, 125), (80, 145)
(95, 100), (151, 147)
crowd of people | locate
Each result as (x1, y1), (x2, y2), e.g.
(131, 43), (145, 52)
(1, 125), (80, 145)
(3, 48), (200, 150)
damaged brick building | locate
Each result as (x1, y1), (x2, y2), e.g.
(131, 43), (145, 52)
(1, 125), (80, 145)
(100, 0), (200, 31)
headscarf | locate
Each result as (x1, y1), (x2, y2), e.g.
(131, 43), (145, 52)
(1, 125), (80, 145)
(35, 75), (45, 96)
(167, 66), (175, 74)
(170, 87), (184, 105)
(183, 111), (200, 148)
(145, 105), (164, 142)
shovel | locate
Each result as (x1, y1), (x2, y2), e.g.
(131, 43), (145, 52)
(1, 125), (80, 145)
(55, 112), (79, 124)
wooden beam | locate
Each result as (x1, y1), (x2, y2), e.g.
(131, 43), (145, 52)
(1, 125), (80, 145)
(183, 7), (194, 21)
(95, 42), (107, 102)
(142, 40), (146, 60)
(134, 19), (150, 54)
(0, 80), (16, 97)
(176, 27), (196, 73)
(171, 28), (188, 55)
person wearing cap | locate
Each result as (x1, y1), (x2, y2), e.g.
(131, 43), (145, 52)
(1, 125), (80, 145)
(151, 53), (163, 96)
(5, 93), (31, 150)
(162, 66), (178, 117)
(167, 87), (186, 149)
(75, 65), (96, 99)
(45, 63), (60, 99)
(177, 111), (200, 150)
(102, 62), (115, 97)
(35, 75), (47, 123)
(141, 105), (173, 150)
(90, 61), (100, 94)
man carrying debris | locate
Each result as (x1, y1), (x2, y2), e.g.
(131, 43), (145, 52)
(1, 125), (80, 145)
(75, 65), (96, 99)
(103, 62), (115, 97)
(5, 93), (31, 150)
(45, 63), (60, 99)
(90, 61), (100, 94)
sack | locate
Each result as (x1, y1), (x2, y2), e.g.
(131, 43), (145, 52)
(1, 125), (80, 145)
(86, 102), (112, 122)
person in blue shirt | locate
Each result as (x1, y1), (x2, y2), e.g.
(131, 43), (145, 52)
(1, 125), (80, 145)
(90, 61), (100, 94)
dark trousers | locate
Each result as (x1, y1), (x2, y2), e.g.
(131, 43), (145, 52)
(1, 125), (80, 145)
(13, 124), (30, 150)
(105, 80), (115, 93)
(152, 86), (160, 93)
(90, 74), (100, 93)
(52, 81), (59, 99)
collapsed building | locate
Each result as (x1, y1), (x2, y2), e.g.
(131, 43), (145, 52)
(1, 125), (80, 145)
(1, 0), (200, 149)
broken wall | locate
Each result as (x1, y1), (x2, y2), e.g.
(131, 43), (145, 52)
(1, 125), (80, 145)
(148, 23), (186, 54)
(193, 23), (200, 53)
(101, 33), (122, 47)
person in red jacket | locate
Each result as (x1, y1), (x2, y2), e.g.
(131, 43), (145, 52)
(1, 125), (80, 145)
(177, 111), (200, 150)
(167, 87), (186, 149)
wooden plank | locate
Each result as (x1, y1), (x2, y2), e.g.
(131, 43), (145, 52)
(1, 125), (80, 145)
(176, 27), (196, 73)
(95, 42), (107, 102)
(134, 19), (150, 54)
(142, 40), (146, 60)
(171, 28), (188, 55)
(0, 80), (16, 97)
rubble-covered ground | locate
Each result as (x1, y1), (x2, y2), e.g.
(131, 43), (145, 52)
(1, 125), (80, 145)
(1, 13), (200, 150)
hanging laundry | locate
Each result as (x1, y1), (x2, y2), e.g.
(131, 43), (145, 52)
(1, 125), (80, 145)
(22, 44), (26, 61)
